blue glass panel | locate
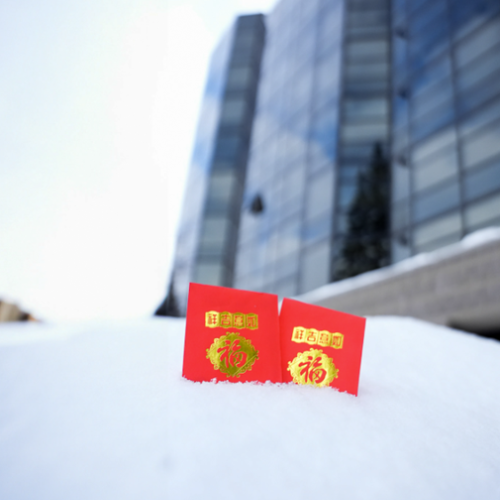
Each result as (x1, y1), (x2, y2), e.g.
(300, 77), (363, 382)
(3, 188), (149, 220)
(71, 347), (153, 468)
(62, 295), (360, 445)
(411, 101), (455, 143)
(464, 159), (500, 201)
(413, 182), (460, 222)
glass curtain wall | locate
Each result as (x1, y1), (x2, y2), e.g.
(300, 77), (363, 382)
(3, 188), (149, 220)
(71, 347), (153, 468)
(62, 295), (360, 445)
(391, 0), (500, 260)
(234, 0), (344, 297)
(171, 14), (265, 312)
(331, 0), (392, 279)
(193, 14), (266, 289)
(170, 29), (234, 311)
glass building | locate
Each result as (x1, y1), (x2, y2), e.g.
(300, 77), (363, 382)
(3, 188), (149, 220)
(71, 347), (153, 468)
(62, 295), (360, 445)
(170, 14), (265, 308)
(167, 0), (500, 313)
(391, 0), (500, 259)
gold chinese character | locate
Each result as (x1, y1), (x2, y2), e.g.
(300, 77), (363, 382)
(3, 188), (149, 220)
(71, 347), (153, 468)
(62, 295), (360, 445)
(305, 328), (319, 345)
(206, 333), (259, 377)
(287, 349), (338, 387)
(331, 332), (344, 349)
(246, 313), (258, 330)
(205, 311), (220, 328)
(291, 326), (306, 343)
(318, 330), (331, 347)
(220, 311), (232, 328)
(233, 313), (245, 329)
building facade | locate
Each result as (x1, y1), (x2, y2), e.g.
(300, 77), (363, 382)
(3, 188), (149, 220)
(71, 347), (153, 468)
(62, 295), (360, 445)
(170, 14), (265, 308)
(167, 0), (500, 313)
(390, 0), (500, 260)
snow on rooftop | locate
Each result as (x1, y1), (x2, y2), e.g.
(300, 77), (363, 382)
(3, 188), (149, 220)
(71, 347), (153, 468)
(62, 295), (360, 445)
(1, 316), (499, 499)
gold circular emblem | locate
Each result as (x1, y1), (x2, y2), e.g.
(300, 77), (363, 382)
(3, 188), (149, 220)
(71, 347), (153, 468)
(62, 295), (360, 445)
(206, 332), (259, 378)
(287, 348), (338, 387)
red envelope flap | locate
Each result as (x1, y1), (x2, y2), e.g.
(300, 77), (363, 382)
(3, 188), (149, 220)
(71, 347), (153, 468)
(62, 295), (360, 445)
(279, 298), (366, 396)
(183, 283), (282, 383)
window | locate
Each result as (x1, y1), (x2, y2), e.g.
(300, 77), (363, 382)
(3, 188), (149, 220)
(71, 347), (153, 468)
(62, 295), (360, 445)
(392, 237), (411, 262)
(220, 98), (247, 124)
(411, 126), (456, 163)
(464, 159), (500, 201)
(295, 22), (316, 63)
(411, 100), (455, 143)
(314, 52), (341, 105)
(413, 146), (458, 192)
(198, 217), (230, 252)
(462, 121), (500, 168)
(455, 18), (500, 67)
(346, 40), (389, 61)
(392, 165), (410, 201)
(392, 199), (410, 230)
(415, 232), (461, 253)
(345, 62), (389, 81)
(290, 66), (314, 108)
(233, 29), (256, 50)
(411, 0), (446, 34)
(304, 215), (331, 243)
(281, 164), (306, 205)
(310, 101), (339, 161)
(277, 217), (301, 256)
(342, 122), (388, 142)
(464, 192), (500, 230)
(214, 135), (241, 161)
(347, 9), (388, 28)
(413, 211), (461, 248)
(456, 46), (500, 93)
(457, 71), (500, 115)
(393, 36), (408, 70)
(393, 126), (409, 153)
(226, 66), (254, 89)
(338, 183), (357, 211)
(413, 181), (460, 223)
(317, 2), (343, 49)
(205, 171), (237, 210)
(305, 169), (334, 222)
(459, 98), (500, 137)
(411, 78), (453, 121)
(194, 261), (224, 286)
(411, 55), (451, 96)
(274, 276), (298, 298)
(300, 241), (331, 293)
(393, 96), (409, 130)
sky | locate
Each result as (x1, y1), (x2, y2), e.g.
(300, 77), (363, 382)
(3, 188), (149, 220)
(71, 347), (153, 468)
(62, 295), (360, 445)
(0, 0), (277, 322)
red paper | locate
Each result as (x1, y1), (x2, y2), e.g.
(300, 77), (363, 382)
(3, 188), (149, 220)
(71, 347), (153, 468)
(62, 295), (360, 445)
(279, 298), (366, 396)
(183, 283), (282, 383)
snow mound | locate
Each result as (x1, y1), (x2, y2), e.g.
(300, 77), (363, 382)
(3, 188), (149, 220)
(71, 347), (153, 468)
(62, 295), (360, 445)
(0, 317), (499, 500)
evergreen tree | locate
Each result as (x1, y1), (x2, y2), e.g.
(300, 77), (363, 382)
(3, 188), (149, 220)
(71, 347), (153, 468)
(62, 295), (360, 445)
(336, 143), (390, 280)
(155, 279), (181, 317)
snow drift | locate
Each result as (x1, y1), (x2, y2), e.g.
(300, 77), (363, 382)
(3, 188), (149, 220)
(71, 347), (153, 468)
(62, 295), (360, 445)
(0, 316), (499, 499)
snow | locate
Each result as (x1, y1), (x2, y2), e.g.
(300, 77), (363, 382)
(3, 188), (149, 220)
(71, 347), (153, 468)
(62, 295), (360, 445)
(297, 227), (500, 305)
(1, 316), (499, 499)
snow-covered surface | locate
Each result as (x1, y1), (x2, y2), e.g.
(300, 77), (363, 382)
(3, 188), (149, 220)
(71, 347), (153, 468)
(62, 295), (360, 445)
(1, 316), (499, 499)
(297, 227), (500, 305)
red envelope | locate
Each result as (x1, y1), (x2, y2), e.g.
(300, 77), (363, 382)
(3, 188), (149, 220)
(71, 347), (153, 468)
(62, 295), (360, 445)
(279, 298), (366, 396)
(183, 283), (282, 383)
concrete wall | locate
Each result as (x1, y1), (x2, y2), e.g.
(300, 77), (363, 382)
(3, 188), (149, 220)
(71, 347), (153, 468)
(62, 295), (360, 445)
(297, 230), (500, 335)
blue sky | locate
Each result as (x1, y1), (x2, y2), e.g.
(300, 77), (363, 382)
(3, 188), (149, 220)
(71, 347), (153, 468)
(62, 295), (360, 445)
(0, 0), (276, 321)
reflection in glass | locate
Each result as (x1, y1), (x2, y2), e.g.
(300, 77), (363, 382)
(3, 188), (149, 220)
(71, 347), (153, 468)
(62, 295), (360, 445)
(464, 160), (500, 201)
(300, 241), (330, 293)
(413, 211), (461, 248)
(413, 146), (458, 192)
(462, 121), (500, 168)
(464, 192), (500, 230)
(413, 181), (460, 223)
